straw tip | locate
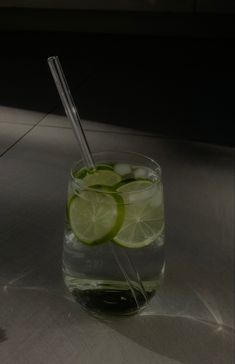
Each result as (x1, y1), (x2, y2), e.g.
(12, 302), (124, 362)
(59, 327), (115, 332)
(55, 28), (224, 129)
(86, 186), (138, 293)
(47, 56), (58, 64)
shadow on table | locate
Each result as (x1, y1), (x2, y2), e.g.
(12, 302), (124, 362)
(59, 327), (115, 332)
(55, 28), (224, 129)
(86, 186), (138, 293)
(105, 312), (234, 364)
(0, 328), (7, 344)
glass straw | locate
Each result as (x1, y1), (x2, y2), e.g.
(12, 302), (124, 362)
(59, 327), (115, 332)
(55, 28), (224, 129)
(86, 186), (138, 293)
(48, 57), (94, 169)
(47, 56), (147, 309)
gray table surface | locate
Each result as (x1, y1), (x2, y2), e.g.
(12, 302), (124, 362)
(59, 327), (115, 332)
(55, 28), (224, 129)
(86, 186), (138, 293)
(0, 109), (234, 364)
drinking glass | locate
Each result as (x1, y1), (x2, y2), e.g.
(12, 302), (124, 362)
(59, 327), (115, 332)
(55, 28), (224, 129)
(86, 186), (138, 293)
(63, 151), (165, 316)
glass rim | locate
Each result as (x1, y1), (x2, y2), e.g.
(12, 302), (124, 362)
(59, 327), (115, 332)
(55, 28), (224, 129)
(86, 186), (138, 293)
(70, 150), (162, 195)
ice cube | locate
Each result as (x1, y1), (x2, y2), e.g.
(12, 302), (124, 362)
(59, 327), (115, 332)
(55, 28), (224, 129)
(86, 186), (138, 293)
(134, 167), (148, 179)
(114, 163), (132, 176)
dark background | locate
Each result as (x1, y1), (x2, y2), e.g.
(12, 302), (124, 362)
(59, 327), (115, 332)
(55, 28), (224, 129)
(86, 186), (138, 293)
(1, 7), (235, 146)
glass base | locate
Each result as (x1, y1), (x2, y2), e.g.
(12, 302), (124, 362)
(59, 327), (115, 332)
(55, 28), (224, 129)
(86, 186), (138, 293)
(64, 275), (162, 317)
(72, 288), (155, 317)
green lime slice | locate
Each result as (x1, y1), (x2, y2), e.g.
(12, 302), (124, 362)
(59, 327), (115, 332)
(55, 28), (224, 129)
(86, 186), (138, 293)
(96, 164), (114, 171)
(73, 164), (114, 180)
(69, 190), (124, 245)
(112, 179), (164, 248)
(72, 166), (122, 195)
(73, 167), (89, 179)
(82, 169), (122, 187)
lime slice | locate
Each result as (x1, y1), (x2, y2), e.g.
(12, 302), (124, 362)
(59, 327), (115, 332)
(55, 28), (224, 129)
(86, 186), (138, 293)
(73, 164), (113, 179)
(113, 180), (164, 248)
(74, 165), (122, 187)
(73, 167), (89, 179)
(96, 164), (114, 171)
(83, 169), (122, 187)
(69, 190), (124, 245)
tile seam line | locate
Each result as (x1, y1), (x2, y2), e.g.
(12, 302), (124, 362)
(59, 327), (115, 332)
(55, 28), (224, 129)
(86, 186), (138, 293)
(0, 66), (99, 158)
(0, 110), (55, 158)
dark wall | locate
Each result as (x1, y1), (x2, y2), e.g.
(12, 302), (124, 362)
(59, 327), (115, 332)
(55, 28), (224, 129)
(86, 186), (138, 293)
(1, 10), (235, 147)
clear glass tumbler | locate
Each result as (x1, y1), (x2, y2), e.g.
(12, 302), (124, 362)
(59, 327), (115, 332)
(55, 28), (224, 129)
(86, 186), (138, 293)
(63, 151), (165, 316)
